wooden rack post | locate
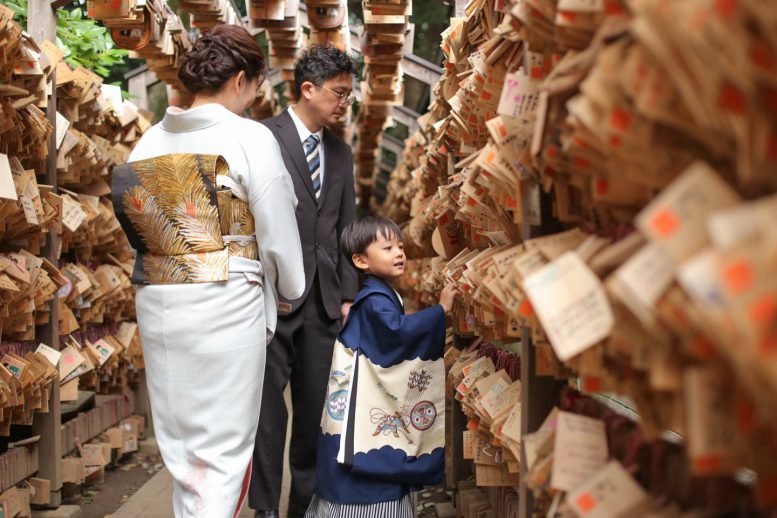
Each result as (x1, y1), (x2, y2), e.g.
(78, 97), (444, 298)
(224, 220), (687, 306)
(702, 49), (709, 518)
(28, 1), (63, 507)
(448, 334), (477, 490)
(518, 183), (566, 518)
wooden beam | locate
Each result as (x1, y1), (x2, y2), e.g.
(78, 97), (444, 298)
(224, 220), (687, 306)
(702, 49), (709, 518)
(242, 16), (265, 36)
(381, 133), (404, 158)
(518, 336), (560, 518)
(28, 2), (63, 508)
(518, 190), (565, 518)
(27, 1), (57, 46)
(350, 25), (361, 52)
(402, 54), (443, 89)
(269, 68), (283, 88)
(455, 0), (468, 17)
(297, 1), (308, 27)
(348, 26), (443, 88)
(392, 105), (421, 133)
(128, 74), (150, 111)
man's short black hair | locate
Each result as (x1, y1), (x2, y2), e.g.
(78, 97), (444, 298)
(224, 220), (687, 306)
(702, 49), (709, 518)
(340, 215), (403, 269)
(294, 45), (356, 98)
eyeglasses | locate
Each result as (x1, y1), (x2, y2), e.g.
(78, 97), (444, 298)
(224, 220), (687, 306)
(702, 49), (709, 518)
(317, 85), (357, 106)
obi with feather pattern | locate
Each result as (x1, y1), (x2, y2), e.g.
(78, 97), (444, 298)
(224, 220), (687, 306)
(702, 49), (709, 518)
(112, 153), (258, 284)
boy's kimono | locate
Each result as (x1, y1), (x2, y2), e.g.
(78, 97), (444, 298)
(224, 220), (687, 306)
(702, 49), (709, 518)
(314, 274), (447, 505)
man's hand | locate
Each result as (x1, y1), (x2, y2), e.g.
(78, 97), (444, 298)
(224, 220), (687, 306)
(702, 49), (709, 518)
(341, 302), (353, 322)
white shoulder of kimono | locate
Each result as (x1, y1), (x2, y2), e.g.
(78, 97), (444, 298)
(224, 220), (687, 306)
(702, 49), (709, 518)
(234, 118), (288, 179)
(127, 123), (164, 163)
(233, 116), (276, 142)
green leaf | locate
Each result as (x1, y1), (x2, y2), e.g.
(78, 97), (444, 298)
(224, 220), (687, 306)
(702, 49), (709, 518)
(6, 0), (27, 25)
(50, 6), (131, 79)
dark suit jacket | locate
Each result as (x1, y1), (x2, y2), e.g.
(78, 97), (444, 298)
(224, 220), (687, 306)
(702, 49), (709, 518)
(260, 109), (358, 320)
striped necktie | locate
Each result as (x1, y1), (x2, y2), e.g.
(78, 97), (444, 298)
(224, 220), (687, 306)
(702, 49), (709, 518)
(304, 134), (321, 199)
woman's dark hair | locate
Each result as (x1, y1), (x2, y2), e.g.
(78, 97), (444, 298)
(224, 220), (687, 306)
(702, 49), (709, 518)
(340, 215), (403, 269)
(294, 45), (356, 98)
(178, 24), (267, 94)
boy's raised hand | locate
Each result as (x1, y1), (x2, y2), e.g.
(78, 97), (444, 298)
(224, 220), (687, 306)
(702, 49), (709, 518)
(439, 282), (458, 313)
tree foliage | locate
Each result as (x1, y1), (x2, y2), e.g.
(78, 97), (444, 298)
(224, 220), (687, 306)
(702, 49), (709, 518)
(6, 0), (129, 77)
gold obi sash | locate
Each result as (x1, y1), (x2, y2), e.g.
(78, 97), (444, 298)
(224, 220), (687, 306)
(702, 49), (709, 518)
(112, 153), (258, 284)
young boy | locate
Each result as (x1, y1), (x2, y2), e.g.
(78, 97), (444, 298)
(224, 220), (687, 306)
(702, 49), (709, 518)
(305, 215), (456, 518)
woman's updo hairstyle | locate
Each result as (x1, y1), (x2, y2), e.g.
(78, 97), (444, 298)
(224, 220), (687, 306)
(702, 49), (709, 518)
(178, 24), (267, 94)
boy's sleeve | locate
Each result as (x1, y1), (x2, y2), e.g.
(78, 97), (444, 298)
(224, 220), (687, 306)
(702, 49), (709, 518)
(350, 448), (444, 486)
(357, 296), (446, 366)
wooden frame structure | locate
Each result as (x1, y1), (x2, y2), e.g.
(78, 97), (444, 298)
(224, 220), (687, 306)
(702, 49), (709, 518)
(28, 1), (63, 507)
(27, 1), (567, 515)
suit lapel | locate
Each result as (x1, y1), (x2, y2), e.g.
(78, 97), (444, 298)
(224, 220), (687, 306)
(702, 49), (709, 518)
(317, 129), (337, 208)
(275, 110), (316, 201)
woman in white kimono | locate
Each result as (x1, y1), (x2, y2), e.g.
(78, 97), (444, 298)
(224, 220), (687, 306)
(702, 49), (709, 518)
(116, 25), (305, 518)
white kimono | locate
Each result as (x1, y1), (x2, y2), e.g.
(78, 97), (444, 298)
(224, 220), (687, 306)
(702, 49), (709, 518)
(128, 104), (305, 518)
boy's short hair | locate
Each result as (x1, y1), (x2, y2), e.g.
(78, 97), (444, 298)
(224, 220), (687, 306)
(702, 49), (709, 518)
(294, 45), (356, 98)
(340, 215), (403, 269)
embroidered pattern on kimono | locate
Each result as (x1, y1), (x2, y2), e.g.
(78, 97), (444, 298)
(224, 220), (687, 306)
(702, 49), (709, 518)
(314, 275), (447, 506)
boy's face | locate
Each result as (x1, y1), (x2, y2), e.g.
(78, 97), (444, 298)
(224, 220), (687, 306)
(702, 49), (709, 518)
(352, 233), (406, 281)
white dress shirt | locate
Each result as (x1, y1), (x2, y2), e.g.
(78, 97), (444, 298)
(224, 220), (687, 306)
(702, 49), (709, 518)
(288, 105), (326, 187)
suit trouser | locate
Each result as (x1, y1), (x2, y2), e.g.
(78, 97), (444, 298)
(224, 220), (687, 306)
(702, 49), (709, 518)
(249, 274), (340, 516)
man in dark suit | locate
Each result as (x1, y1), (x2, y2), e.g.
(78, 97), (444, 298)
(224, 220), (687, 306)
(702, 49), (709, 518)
(249, 45), (359, 518)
